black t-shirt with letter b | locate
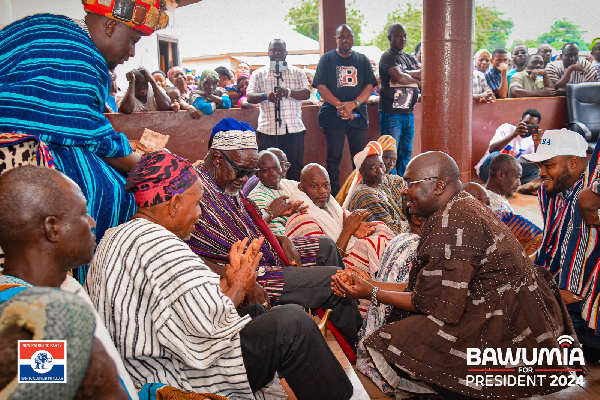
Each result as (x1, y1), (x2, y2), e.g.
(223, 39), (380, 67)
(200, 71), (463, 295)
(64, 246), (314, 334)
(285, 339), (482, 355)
(313, 50), (377, 129)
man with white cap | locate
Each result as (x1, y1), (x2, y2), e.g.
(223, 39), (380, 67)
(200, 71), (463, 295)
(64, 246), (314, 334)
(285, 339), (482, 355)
(522, 128), (600, 361)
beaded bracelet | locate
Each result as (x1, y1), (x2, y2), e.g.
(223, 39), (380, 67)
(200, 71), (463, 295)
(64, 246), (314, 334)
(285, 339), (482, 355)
(371, 285), (380, 306)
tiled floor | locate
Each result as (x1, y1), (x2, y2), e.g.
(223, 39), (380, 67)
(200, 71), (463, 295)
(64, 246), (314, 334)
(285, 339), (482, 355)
(325, 193), (600, 399)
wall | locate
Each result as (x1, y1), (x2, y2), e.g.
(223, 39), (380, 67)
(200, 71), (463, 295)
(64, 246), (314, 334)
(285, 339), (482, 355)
(107, 96), (568, 183)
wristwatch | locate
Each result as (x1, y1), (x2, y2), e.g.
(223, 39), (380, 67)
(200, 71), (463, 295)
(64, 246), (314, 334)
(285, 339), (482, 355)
(354, 99), (361, 108)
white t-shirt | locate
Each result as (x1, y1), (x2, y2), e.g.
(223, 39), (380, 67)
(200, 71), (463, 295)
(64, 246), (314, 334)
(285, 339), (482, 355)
(475, 123), (535, 174)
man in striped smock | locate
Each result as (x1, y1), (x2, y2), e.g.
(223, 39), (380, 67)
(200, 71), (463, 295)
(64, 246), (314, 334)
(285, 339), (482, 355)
(0, 0), (170, 283)
(86, 151), (353, 400)
(523, 129), (600, 362)
(187, 118), (362, 359)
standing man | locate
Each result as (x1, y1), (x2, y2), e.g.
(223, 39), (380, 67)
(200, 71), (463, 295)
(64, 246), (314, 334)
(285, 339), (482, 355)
(546, 43), (598, 90)
(537, 43), (554, 67)
(313, 24), (377, 195)
(485, 48), (510, 99)
(247, 39), (310, 182)
(0, 0), (169, 283)
(378, 23), (421, 175)
(523, 129), (600, 361)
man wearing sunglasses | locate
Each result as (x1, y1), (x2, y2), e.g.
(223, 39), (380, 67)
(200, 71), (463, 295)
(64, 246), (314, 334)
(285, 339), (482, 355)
(187, 118), (362, 358)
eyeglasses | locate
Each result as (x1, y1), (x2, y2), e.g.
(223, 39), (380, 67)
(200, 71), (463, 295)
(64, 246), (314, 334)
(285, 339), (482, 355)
(405, 177), (440, 188)
(280, 162), (291, 170)
(219, 151), (258, 178)
(335, 35), (354, 40)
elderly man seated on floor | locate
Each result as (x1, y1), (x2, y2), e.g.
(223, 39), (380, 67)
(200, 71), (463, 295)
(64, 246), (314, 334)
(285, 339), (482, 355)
(85, 151), (353, 400)
(332, 151), (586, 399)
(282, 162), (396, 279)
(186, 118), (361, 360)
(344, 140), (408, 234)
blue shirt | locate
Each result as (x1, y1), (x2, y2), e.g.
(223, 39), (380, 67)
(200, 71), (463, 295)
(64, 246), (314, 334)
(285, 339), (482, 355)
(485, 68), (502, 91)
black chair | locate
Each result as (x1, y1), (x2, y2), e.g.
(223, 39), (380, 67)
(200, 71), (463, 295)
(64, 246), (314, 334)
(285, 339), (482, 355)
(565, 82), (600, 153)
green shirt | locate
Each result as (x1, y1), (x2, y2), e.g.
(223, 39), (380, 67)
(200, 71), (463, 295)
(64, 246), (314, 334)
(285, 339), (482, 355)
(508, 70), (545, 98)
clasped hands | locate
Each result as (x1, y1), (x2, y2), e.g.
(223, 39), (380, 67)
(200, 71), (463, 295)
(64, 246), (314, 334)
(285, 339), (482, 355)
(331, 266), (373, 299)
(224, 237), (270, 307)
(336, 101), (357, 120)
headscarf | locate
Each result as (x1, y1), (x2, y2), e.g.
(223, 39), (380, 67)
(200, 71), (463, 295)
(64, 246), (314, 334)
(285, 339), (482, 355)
(198, 70), (219, 90)
(83, 0), (169, 35)
(210, 118), (258, 151)
(336, 136), (395, 206)
(474, 49), (492, 72)
(0, 288), (96, 399)
(236, 73), (251, 85)
(342, 141), (383, 209)
(125, 150), (199, 208)
(167, 66), (184, 82)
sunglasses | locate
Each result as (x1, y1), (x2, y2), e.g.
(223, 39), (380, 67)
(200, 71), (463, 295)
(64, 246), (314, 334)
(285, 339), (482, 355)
(220, 151), (258, 178)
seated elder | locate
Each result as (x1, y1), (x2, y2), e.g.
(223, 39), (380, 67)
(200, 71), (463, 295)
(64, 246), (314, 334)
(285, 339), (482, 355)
(248, 150), (307, 235)
(186, 118), (361, 358)
(345, 141), (408, 235)
(86, 151), (352, 399)
(189, 70), (231, 115)
(286, 162), (395, 278)
(509, 54), (556, 98)
(333, 151), (583, 399)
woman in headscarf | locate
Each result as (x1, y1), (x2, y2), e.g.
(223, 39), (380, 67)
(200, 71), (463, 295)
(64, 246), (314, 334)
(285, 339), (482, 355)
(474, 49), (492, 73)
(188, 70), (232, 115)
(167, 66), (202, 119)
(336, 135), (398, 206)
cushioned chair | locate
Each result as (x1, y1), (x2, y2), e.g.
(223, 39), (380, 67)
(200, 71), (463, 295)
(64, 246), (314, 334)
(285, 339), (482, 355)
(565, 82), (600, 153)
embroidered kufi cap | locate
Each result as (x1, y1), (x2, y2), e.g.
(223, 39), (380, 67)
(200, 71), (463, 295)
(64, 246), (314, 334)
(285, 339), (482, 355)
(82, 0), (169, 35)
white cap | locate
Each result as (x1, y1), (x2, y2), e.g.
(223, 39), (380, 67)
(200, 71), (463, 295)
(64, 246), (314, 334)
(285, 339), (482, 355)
(521, 128), (588, 163)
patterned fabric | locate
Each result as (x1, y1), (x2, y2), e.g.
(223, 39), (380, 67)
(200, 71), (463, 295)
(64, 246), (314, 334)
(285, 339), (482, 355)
(241, 175), (260, 198)
(0, 287), (95, 400)
(487, 190), (514, 213)
(83, 0), (169, 35)
(495, 211), (543, 256)
(485, 67), (503, 91)
(210, 118), (258, 150)
(86, 219), (254, 399)
(342, 141), (383, 209)
(0, 14), (138, 283)
(186, 167), (319, 305)
(347, 174), (408, 235)
(545, 59), (598, 85)
(247, 63), (310, 135)
(125, 151), (199, 207)
(356, 233), (419, 396)
(472, 70), (491, 95)
(286, 207), (394, 278)
(0, 133), (55, 173)
(536, 141), (600, 333)
(335, 136), (396, 206)
(247, 181), (290, 236)
(365, 191), (582, 399)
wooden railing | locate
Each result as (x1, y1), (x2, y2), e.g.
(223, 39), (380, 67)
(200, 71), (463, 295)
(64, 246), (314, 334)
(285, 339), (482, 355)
(107, 97), (568, 182)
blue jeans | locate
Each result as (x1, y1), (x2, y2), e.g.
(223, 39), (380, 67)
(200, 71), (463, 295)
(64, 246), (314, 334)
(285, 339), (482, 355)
(379, 112), (414, 175)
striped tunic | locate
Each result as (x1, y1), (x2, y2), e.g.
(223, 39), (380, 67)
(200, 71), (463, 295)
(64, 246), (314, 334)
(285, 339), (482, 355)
(347, 175), (408, 234)
(85, 219), (253, 399)
(545, 59), (598, 85)
(536, 143), (600, 333)
(247, 181), (293, 236)
(0, 14), (137, 283)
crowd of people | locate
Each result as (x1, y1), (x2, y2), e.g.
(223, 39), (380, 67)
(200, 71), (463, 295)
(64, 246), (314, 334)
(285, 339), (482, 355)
(1, 2), (600, 399)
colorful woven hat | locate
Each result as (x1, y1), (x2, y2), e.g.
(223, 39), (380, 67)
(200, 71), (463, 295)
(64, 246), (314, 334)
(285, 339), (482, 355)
(82, 0), (169, 35)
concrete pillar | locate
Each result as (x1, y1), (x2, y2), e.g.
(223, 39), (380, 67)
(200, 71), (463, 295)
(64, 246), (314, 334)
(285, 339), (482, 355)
(318, 0), (345, 56)
(0, 0), (13, 29)
(422, 0), (474, 182)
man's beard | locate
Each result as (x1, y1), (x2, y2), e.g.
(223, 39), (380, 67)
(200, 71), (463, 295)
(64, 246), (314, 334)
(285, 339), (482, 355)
(546, 166), (572, 197)
(224, 188), (240, 198)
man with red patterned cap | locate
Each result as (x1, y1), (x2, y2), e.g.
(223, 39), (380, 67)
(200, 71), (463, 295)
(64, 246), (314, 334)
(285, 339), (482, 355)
(0, 0), (169, 284)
